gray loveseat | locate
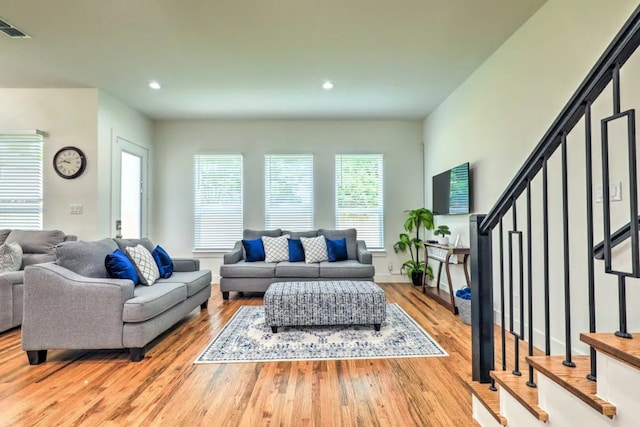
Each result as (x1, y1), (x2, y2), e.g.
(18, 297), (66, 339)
(0, 229), (76, 333)
(220, 229), (374, 299)
(21, 238), (211, 363)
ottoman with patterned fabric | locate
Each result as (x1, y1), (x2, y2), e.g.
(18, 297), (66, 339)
(264, 281), (386, 333)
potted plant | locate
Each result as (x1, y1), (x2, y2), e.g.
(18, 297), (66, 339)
(435, 225), (451, 245)
(393, 208), (434, 285)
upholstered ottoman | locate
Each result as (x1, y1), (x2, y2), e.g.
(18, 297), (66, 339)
(264, 281), (386, 333)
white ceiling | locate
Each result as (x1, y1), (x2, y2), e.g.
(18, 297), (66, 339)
(0, 0), (546, 120)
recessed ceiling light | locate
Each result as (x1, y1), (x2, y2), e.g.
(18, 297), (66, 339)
(322, 81), (335, 90)
(149, 81), (161, 90)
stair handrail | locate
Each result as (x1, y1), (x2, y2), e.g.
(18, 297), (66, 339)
(479, 6), (640, 235)
(593, 216), (640, 260)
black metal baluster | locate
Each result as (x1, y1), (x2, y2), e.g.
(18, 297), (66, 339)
(526, 182), (536, 388)
(500, 219), (506, 371)
(510, 202), (521, 377)
(584, 101), (597, 381)
(543, 158), (550, 356)
(562, 133), (576, 368)
(613, 63), (621, 115)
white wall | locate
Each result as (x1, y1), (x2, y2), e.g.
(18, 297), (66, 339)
(0, 88), (100, 238)
(153, 120), (423, 282)
(423, 0), (640, 354)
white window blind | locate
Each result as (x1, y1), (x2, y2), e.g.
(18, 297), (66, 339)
(194, 154), (243, 250)
(0, 134), (43, 229)
(335, 154), (384, 249)
(265, 154), (313, 230)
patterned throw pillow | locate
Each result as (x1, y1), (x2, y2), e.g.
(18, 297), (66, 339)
(0, 242), (22, 272)
(262, 234), (290, 263)
(126, 244), (160, 286)
(300, 236), (328, 264)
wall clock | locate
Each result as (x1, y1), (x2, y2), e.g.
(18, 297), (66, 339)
(53, 146), (87, 179)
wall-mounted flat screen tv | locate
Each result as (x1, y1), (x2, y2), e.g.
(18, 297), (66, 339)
(432, 162), (471, 215)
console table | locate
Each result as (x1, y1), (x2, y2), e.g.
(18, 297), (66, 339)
(423, 242), (470, 314)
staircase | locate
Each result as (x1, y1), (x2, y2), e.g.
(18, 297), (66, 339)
(469, 5), (640, 426)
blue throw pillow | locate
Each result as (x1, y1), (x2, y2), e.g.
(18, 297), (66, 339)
(288, 239), (305, 262)
(105, 249), (139, 285)
(152, 245), (174, 279)
(326, 237), (348, 262)
(243, 238), (265, 262)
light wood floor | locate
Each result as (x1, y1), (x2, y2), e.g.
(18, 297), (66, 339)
(0, 283), (477, 426)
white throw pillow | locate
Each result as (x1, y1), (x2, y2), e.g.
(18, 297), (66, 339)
(300, 236), (328, 264)
(0, 242), (22, 272)
(126, 244), (160, 286)
(262, 234), (290, 263)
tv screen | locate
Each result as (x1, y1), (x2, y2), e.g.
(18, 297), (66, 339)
(432, 162), (470, 215)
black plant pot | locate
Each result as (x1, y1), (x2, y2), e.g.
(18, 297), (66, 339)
(411, 270), (424, 286)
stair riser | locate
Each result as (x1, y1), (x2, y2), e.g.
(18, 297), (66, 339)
(537, 374), (614, 427)
(473, 396), (504, 427)
(597, 352), (640, 427)
(499, 388), (546, 427)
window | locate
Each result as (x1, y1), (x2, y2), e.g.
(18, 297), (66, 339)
(265, 154), (313, 230)
(335, 154), (384, 249)
(0, 133), (43, 229)
(194, 154), (243, 250)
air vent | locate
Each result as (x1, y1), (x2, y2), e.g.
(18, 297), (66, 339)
(0, 17), (31, 38)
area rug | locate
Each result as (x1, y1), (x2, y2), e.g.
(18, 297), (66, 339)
(195, 303), (447, 363)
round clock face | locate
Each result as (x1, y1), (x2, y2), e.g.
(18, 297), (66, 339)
(53, 146), (86, 179)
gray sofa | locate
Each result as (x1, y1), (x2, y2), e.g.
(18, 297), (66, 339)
(220, 229), (374, 299)
(21, 237), (211, 363)
(0, 229), (77, 333)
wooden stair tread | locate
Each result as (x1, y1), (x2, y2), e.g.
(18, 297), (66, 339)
(466, 380), (508, 426)
(581, 332), (640, 370)
(526, 355), (616, 418)
(491, 370), (549, 422)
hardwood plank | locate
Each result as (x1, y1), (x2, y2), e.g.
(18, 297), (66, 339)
(0, 283), (478, 426)
(581, 332), (640, 370)
(491, 370), (549, 422)
(526, 355), (616, 418)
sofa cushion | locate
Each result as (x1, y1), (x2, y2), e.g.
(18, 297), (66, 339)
(242, 238), (265, 262)
(326, 238), (348, 262)
(300, 236), (328, 263)
(262, 234), (290, 263)
(318, 229), (357, 260)
(114, 238), (155, 253)
(243, 229), (281, 240)
(275, 261), (320, 278)
(319, 260), (375, 278)
(157, 270), (211, 297)
(288, 239), (305, 262)
(126, 245), (160, 286)
(219, 261), (275, 278)
(152, 245), (174, 279)
(283, 230), (318, 239)
(56, 239), (119, 278)
(0, 242), (22, 272)
(0, 229), (11, 245)
(105, 249), (139, 285)
(123, 282), (187, 322)
(6, 229), (66, 266)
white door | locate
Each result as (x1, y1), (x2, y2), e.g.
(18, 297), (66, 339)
(112, 137), (148, 238)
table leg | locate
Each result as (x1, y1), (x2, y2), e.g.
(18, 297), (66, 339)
(463, 253), (471, 286)
(445, 253), (457, 314)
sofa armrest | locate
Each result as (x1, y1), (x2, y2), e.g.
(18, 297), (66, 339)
(172, 258), (200, 272)
(224, 241), (243, 264)
(0, 271), (23, 331)
(356, 240), (372, 264)
(21, 263), (135, 351)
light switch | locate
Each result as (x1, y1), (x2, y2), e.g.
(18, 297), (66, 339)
(69, 204), (83, 215)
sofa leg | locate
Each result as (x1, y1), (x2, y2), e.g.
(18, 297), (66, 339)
(374, 324), (381, 331)
(271, 326), (277, 333)
(200, 299), (209, 309)
(222, 291), (229, 300)
(26, 350), (47, 365)
(130, 347), (145, 362)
